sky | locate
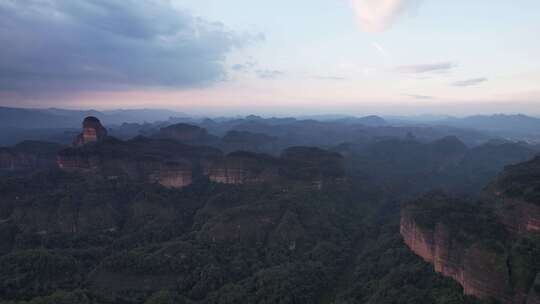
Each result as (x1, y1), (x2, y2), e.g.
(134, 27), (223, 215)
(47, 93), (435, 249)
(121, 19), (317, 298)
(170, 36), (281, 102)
(0, 0), (539, 116)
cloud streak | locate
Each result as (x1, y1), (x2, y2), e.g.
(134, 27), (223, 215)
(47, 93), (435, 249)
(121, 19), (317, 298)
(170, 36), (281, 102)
(313, 76), (347, 81)
(0, 0), (260, 94)
(395, 62), (456, 74)
(451, 78), (488, 87)
(256, 70), (284, 79)
(350, 0), (421, 32)
(405, 94), (435, 100)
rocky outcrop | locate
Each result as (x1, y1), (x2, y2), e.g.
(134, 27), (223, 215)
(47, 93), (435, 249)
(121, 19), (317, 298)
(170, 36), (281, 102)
(150, 161), (193, 188)
(204, 151), (279, 185)
(60, 119), (345, 189)
(401, 193), (540, 303)
(74, 116), (108, 146)
(58, 135), (223, 188)
(203, 147), (346, 188)
(401, 206), (513, 302)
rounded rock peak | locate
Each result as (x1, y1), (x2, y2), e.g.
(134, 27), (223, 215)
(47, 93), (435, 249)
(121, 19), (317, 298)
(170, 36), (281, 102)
(82, 116), (102, 127)
(74, 116), (107, 146)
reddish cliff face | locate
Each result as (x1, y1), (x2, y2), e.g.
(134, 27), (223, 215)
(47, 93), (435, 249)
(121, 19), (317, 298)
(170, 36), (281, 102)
(202, 147), (346, 189)
(60, 119), (345, 190)
(56, 149), (98, 171)
(74, 116), (108, 146)
(58, 150), (194, 188)
(204, 152), (278, 185)
(151, 162), (193, 188)
(400, 208), (514, 302)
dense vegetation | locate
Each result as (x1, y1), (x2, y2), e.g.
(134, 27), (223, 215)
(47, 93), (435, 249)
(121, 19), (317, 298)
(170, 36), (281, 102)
(0, 169), (486, 304)
(2, 117), (539, 304)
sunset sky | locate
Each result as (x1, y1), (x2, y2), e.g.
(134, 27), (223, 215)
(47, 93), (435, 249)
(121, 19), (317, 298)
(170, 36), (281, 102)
(0, 0), (539, 116)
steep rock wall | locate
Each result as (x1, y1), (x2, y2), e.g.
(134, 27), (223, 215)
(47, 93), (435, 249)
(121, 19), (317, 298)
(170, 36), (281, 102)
(400, 208), (515, 302)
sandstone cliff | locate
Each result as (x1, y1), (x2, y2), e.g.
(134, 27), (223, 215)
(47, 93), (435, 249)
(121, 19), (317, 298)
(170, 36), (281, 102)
(58, 136), (222, 188)
(203, 147), (346, 188)
(150, 161), (193, 188)
(74, 116), (108, 146)
(203, 151), (279, 185)
(401, 193), (540, 303)
(59, 119), (346, 190)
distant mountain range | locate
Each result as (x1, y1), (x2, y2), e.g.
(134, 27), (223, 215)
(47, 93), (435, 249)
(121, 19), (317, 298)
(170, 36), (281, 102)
(434, 114), (540, 134)
(2, 107), (540, 146)
(3, 106), (540, 134)
(392, 114), (540, 137)
(0, 107), (188, 129)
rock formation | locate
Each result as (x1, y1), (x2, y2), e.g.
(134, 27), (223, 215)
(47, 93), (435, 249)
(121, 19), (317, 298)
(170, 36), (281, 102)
(150, 161), (193, 188)
(59, 119), (346, 190)
(204, 151), (279, 185)
(74, 116), (108, 146)
(400, 203), (513, 302)
(58, 130), (223, 188)
(401, 191), (540, 303)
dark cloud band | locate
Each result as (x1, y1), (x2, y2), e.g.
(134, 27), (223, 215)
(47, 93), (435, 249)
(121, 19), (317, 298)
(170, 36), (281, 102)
(0, 0), (259, 94)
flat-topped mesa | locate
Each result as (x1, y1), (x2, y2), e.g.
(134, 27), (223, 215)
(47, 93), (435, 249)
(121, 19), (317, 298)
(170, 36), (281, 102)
(202, 147), (345, 188)
(74, 116), (108, 146)
(57, 136), (224, 188)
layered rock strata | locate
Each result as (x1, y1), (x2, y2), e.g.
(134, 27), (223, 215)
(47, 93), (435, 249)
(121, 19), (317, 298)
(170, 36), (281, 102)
(400, 207), (513, 302)
(401, 191), (540, 303)
(74, 116), (108, 146)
